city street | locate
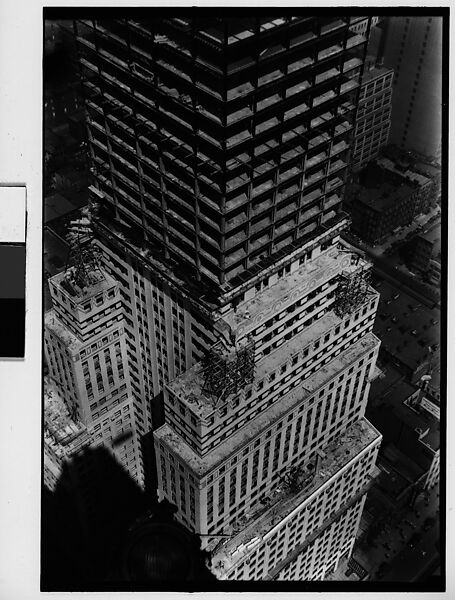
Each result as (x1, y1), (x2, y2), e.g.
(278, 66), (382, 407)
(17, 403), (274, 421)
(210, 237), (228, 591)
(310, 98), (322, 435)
(384, 528), (440, 582)
(343, 205), (441, 308)
(345, 235), (440, 308)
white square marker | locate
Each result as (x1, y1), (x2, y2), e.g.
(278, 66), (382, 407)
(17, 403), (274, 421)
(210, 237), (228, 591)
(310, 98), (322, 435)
(0, 186), (26, 243)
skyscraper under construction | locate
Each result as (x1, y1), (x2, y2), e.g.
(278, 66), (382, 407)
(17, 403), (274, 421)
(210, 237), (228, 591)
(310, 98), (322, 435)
(45, 15), (383, 581)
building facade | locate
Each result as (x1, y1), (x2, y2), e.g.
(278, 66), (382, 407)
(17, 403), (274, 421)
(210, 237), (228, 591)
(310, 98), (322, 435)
(345, 165), (418, 245)
(376, 156), (437, 214)
(351, 60), (393, 171)
(44, 259), (145, 489)
(64, 15), (383, 581)
(381, 16), (443, 158)
(349, 17), (380, 36)
(367, 378), (439, 509)
(345, 156), (436, 245)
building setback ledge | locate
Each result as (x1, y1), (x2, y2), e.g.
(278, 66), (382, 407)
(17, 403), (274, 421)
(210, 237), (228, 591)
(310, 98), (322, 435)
(155, 332), (380, 476)
(44, 381), (90, 452)
(208, 417), (381, 575)
(167, 309), (343, 419)
(167, 309), (379, 422)
(264, 483), (372, 581)
(222, 244), (368, 334)
(45, 309), (82, 352)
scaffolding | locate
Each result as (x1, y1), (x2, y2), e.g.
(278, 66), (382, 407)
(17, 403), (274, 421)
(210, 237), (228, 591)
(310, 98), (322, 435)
(333, 262), (371, 317)
(63, 218), (105, 292)
(201, 338), (255, 403)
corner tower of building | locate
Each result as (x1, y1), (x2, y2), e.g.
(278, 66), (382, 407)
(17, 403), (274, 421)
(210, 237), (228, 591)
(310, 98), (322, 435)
(44, 256), (145, 488)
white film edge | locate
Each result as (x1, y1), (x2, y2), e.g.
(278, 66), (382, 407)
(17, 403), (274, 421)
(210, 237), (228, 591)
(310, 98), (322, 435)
(0, 186), (26, 244)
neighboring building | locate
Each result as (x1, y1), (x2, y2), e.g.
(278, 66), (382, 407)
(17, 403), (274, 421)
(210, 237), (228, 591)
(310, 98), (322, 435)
(45, 21), (84, 130)
(43, 380), (122, 541)
(409, 233), (434, 274)
(66, 16), (384, 581)
(345, 163), (420, 245)
(351, 59), (393, 171)
(376, 156), (437, 215)
(45, 84), (82, 130)
(44, 258), (145, 490)
(350, 17), (380, 35)
(419, 366), (441, 415)
(372, 279), (440, 383)
(44, 29), (83, 129)
(407, 224), (441, 285)
(381, 16), (443, 157)
(367, 376), (440, 507)
(345, 157), (436, 245)
(412, 159), (442, 194)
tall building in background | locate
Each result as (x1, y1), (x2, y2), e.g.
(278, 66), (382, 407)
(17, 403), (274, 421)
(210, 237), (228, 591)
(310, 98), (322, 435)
(57, 16), (384, 581)
(351, 58), (393, 171)
(381, 16), (442, 158)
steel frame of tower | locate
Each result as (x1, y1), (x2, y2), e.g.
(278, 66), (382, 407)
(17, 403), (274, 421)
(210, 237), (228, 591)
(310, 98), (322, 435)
(73, 16), (370, 295)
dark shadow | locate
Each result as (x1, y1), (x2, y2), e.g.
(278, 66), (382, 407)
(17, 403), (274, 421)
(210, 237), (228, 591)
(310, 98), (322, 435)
(140, 429), (159, 503)
(41, 445), (216, 591)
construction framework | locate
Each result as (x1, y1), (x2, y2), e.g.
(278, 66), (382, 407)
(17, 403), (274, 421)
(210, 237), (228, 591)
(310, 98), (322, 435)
(201, 338), (256, 402)
(72, 16), (368, 292)
(333, 263), (372, 317)
(62, 232), (105, 294)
